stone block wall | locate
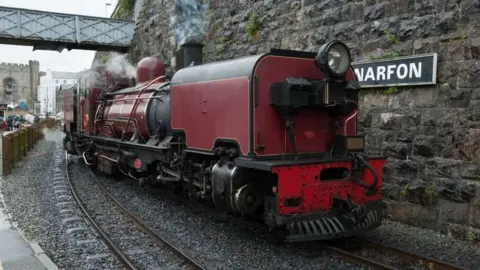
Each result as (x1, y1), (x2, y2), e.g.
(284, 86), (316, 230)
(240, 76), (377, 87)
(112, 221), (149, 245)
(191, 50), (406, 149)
(0, 62), (38, 108)
(97, 0), (480, 242)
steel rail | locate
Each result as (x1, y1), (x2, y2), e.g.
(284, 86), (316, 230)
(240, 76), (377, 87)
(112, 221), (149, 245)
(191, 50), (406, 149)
(361, 240), (470, 270)
(86, 167), (208, 270)
(65, 152), (139, 270)
(323, 245), (396, 270)
(323, 238), (470, 270)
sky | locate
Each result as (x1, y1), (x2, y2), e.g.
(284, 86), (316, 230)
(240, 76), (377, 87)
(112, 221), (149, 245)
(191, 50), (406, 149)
(0, 0), (119, 73)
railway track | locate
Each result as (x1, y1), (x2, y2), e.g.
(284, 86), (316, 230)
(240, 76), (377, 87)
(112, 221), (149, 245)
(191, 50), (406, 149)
(323, 238), (470, 270)
(65, 152), (207, 270)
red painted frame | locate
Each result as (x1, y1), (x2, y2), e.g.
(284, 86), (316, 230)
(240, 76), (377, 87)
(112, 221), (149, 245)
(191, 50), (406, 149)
(272, 158), (387, 216)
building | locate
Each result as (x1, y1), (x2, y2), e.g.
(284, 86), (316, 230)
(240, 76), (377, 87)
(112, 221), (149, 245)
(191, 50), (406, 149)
(38, 70), (78, 115)
(56, 84), (75, 114)
(0, 60), (40, 117)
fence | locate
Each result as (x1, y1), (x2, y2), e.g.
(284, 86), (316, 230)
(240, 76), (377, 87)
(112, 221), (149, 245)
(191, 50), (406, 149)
(0, 118), (56, 176)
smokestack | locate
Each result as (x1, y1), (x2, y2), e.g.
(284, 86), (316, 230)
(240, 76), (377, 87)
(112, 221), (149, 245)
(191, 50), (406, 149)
(180, 43), (203, 68)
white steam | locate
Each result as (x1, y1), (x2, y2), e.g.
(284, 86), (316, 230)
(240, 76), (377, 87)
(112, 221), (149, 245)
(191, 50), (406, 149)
(170, 0), (210, 49)
(104, 53), (137, 78)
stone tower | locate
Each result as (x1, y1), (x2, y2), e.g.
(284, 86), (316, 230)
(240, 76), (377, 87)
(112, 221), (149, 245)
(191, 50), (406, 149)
(0, 61), (40, 109)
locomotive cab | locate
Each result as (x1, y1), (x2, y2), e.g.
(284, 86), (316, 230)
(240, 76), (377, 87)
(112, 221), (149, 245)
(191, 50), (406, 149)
(269, 41), (362, 160)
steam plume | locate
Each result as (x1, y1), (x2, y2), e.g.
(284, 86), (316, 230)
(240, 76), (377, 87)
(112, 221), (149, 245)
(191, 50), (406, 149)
(104, 53), (137, 78)
(170, 0), (210, 49)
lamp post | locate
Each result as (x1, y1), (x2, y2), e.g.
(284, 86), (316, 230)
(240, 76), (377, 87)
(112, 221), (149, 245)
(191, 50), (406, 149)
(105, 3), (112, 17)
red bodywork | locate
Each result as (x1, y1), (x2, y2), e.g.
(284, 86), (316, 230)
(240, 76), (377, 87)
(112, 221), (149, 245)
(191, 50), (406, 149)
(63, 87), (75, 132)
(171, 55), (357, 157)
(171, 78), (250, 154)
(99, 83), (166, 139)
(253, 56), (356, 156)
(75, 58), (167, 140)
(97, 56), (166, 139)
(273, 159), (387, 216)
(99, 90), (152, 139)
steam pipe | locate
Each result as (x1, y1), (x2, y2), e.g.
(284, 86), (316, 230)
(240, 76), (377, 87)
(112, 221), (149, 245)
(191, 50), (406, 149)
(343, 99), (358, 135)
(344, 110), (357, 135)
(120, 75), (165, 141)
(98, 154), (118, 163)
(82, 151), (93, 166)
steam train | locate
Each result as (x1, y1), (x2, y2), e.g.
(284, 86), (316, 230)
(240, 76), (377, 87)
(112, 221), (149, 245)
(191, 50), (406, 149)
(63, 40), (387, 243)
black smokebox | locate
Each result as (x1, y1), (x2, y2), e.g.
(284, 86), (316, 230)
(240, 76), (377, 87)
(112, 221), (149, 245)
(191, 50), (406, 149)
(178, 43), (203, 69)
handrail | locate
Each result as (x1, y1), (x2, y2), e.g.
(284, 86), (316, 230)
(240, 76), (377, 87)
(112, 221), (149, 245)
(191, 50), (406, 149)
(120, 76), (165, 141)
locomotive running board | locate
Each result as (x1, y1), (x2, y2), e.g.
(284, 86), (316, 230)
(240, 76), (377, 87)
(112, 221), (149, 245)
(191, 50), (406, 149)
(75, 133), (171, 151)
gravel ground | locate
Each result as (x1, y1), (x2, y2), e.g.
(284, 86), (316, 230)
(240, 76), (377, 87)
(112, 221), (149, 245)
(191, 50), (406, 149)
(364, 220), (480, 269)
(0, 129), (123, 270)
(86, 161), (480, 270)
(68, 158), (197, 270)
(67, 160), (370, 270)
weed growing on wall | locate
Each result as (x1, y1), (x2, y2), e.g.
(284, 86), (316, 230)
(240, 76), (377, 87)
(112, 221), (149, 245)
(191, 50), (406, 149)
(115, 0), (134, 18)
(246, 12), (261, 42)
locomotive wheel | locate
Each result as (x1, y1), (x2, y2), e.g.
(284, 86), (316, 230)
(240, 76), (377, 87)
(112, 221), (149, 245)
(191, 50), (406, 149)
(266, 228), (288, 245)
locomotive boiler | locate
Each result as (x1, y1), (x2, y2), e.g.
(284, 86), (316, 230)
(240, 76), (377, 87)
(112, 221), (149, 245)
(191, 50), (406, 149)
(63, 40), (388, 243)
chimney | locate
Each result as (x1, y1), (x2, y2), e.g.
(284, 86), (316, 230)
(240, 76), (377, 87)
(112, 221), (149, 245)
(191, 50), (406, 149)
(179, 43), (204, 69)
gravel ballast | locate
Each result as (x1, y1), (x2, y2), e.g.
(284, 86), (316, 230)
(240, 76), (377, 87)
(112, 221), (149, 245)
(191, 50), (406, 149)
(68, 157), (198, 270)
(0, 130), (123, 270)
(364, 220), (480, 269)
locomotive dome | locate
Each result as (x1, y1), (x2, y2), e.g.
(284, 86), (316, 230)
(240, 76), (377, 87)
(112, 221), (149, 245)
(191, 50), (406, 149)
(136, 56), (166, 84)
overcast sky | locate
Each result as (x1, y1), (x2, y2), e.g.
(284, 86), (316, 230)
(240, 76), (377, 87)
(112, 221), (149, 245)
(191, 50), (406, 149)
(0, 0), (119, 73)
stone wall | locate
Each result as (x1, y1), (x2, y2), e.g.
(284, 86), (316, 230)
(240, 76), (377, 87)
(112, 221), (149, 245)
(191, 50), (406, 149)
(0, 61), (40, 109)
(99, 0), (480, 242)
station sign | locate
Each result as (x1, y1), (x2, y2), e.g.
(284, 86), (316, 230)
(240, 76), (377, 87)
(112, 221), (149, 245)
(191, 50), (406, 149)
(0, 104), (7, 110)
(352, 53), (438, 88)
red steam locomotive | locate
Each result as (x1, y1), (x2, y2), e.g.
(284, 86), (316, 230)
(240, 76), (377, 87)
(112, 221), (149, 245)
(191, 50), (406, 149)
(63, 40), (387, 243)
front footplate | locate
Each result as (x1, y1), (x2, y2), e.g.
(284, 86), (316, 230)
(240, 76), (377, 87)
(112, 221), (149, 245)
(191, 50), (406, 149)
(284, 207), (382, 242)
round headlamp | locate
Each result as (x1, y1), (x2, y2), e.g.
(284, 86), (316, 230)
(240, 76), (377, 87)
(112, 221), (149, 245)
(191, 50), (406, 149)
(315, 40), (352, 78)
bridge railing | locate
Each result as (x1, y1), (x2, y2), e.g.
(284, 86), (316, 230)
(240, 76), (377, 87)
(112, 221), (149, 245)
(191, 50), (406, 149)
(0, 6), (135, 52)
(0, 118), (56, 176)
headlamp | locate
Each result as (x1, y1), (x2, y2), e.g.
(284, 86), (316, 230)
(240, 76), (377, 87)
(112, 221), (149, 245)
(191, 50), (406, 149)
(315, 40), (352, 78)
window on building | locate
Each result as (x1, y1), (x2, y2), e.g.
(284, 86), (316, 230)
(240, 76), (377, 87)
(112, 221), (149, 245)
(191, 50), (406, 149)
(64, 80), (67, 84)
(56, 80), (59, 83)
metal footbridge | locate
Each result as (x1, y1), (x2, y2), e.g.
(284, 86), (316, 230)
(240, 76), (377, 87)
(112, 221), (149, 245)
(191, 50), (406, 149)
(0, 6), (135, 52)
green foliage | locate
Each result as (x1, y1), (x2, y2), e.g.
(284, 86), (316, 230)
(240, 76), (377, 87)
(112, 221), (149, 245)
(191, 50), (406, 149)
(367, 50), (401, 60)
(115, 0), (134, 18)
(384, 29), (399, 43)
(246, 12), (261, 40)
(400, 184), (409, 197)
(101, 55), (110, 64)
(423, 183), (437, 206)
(384, 86), (398, 95)
(466, 228), (475, 242)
